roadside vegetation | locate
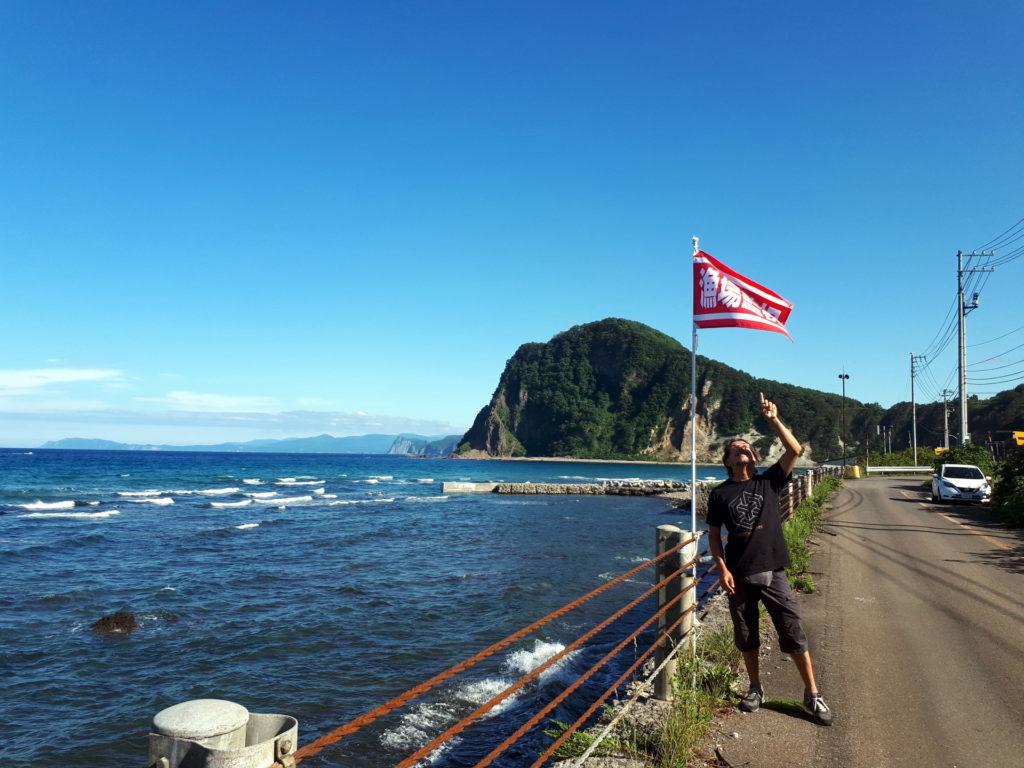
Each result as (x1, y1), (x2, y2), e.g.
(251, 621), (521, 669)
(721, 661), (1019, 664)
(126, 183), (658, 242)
(992, 447), (1024, 527)
(783, 476), (842, 593)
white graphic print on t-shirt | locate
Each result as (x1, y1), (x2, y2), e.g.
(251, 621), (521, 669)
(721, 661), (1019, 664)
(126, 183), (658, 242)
(731, 490), (764, 532)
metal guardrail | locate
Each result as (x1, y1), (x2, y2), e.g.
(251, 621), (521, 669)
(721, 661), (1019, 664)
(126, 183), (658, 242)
(864, 465), (933, 474)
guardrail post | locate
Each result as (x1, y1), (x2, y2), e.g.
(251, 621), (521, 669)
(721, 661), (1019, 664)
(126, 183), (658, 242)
(653, 525), (684, 701)
(681, 533), (699, 657)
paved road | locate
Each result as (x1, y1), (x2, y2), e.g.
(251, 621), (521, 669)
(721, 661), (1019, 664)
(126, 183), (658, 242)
(710, 477), (1024, 768)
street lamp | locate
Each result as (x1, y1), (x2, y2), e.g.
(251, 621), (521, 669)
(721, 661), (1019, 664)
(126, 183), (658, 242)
(838, 373), (850, 467)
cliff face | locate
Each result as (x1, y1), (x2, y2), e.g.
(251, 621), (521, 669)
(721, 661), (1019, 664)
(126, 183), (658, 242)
(459, 318), (857, 462)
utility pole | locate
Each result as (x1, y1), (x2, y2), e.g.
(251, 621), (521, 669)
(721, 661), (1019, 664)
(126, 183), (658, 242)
(910, 354), (926, 466)
(957, 251), (995, 445)
(942, 388), (953, 450)
(838, 372), (850, 468)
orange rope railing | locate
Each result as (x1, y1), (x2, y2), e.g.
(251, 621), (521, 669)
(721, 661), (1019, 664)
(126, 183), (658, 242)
(396, 554), (700, 767)
(294, 533), (699, 763)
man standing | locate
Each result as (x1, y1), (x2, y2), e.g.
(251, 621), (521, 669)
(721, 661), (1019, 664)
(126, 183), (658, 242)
(706, 393), (833, 726)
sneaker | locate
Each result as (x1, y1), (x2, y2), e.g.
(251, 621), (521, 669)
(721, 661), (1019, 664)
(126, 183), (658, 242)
(804, 692), (833, 726)
(738, 685), (764, 712)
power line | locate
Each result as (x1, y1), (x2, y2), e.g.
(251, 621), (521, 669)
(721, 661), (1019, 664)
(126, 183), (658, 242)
(966, 371), (1024, 384)
(976, 214), (1024, 250)
(970, 356), (1024, 372)
(972, 339), (1024, 367)
(968, 323), (1024, 348)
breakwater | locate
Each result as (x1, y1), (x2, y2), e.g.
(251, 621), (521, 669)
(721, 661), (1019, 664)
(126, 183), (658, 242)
(442, 479), (689, 496)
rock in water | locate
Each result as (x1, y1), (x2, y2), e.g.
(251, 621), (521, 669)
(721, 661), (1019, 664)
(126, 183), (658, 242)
(91, 611), (138, 634)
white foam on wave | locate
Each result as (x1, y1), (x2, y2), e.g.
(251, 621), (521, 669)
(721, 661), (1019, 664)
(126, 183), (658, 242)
(235, 522), (260, 530)
(369, 475), (393, 481)
(319, 493), (337, 499)
(257, 494), (312, 505)
(275, 479), (323, 487)
(117, 490), (162, 497)
(358, 479), (380, 485)
(124, 496), (174, 506)
(328, 497), (395, 506)
(245, 491), (277, 499)
(311, 487), (326, 495)
(211, 499), (253, 508)
(18, 500), (75, 510)
(381, 639), (572, 758)
(557, 475), (590, 480)
(417, 478), (434, 484)
(402, 496), (449, 503)
(197, 487), (241, 496)
(243, 478), (262, 485)
(20, 509), (120, 520)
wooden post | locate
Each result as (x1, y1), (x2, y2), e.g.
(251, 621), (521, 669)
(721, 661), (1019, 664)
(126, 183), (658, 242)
(653, 525), (684, 700)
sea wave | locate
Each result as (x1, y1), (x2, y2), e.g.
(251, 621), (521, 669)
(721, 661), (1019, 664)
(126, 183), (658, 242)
(18, 500), (75, 510)
(369, 475), (393, 481)
(210, 499), (253, 508)
(235, 522), (260, 530)
(417, 478), (434, 484)
(380, 639), (572, 757)
(117, 490), (162, 497)
(402, 496), (450, 503)
(311, 487), (326, 495)
(328, 498), (395, 506)
(256, 494), (312, 505)
(242, 478), (262, 485)
(245, 491), (277, 499)
(196, 487), (241, 496)
(275, 479), (323, 486)
(20, 509), (121, 520)
(124, 497), (174, 506)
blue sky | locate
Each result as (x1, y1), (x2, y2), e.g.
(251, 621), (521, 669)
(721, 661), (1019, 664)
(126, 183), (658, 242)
(2, 1), (1022, 446)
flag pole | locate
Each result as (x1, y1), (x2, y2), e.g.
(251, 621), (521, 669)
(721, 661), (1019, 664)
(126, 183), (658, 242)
(690, 235), (699, 536)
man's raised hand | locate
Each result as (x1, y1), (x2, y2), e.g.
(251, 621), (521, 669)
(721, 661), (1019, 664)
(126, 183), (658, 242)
(760, 392), (778, 421)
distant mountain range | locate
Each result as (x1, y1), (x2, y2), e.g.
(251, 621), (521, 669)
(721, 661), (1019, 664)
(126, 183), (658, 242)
(39, 433), (463, 456)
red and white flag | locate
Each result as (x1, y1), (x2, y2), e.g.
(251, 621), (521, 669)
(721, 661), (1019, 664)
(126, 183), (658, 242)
(693, 250), (793, 338)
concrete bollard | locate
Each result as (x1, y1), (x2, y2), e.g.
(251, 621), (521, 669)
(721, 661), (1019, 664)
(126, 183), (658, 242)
(148, 699), (298, 768)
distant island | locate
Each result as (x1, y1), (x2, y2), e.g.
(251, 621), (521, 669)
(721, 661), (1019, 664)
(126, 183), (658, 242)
(40, 433), (462, 457)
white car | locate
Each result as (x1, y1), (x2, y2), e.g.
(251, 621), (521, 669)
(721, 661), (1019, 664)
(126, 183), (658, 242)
(931, 463), (992, 504)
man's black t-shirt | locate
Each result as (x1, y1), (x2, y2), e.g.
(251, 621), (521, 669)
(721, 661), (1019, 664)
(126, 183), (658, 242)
(706, 462), (792, 575)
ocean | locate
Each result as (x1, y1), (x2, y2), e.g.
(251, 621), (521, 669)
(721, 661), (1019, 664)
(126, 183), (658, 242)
(0, 449), (727, 767)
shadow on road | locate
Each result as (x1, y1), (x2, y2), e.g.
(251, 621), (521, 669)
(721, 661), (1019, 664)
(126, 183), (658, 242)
(759, 698), (817, 724)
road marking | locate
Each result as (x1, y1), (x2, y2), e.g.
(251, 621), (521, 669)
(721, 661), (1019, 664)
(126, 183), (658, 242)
(937, 512), (1013, 551)
(900, 486), (1014, 551)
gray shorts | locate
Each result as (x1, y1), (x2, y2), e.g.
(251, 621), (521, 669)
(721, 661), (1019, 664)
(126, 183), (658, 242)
(727, 569), (809, 654)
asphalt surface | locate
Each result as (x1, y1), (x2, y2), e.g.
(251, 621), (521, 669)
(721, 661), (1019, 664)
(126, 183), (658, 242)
(708, 477), (1024, 768)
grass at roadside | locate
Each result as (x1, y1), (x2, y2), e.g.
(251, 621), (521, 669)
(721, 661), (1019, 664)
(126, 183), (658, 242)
(784, 476), (842, 593)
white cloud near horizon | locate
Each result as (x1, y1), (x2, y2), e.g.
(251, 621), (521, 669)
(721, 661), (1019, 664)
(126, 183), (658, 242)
(135, 390), (277, 412)
(0, 368), (122, 395)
